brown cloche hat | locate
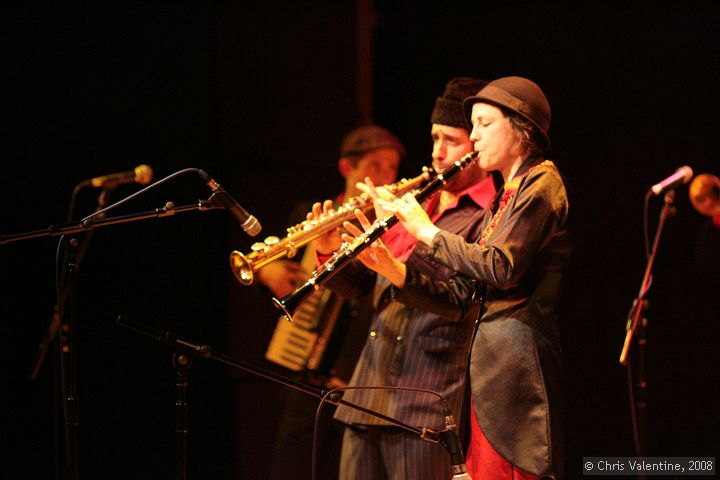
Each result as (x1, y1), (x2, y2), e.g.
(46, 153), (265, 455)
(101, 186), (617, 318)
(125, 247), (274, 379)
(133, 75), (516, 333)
(430, 77), (488, 129)
(340, 125), (406, 159)
(463, 76), (551, 147)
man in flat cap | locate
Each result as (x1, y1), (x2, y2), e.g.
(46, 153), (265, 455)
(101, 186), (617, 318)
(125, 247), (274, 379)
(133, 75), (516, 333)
(266, 124), (405, 480)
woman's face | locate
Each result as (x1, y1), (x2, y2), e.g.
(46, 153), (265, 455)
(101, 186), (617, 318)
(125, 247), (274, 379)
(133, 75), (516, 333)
(469, 102), (525, 180)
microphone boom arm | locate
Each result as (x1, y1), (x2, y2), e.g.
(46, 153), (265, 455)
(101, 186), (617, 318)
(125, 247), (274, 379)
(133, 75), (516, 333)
(0, 201), (223, 246)
(116, 315), (442, 443)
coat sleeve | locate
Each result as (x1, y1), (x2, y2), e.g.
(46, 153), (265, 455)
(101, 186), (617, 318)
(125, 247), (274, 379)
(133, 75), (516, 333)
(427, 167), (569, 290)
(391, 265), (478, 322)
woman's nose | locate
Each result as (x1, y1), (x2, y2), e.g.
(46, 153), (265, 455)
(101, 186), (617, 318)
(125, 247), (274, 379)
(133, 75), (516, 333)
(469, 127), (479, 141)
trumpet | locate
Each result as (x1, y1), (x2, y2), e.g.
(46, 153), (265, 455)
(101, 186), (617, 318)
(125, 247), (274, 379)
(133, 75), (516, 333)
(229, 167), (435, 285)
(273, 152), (478, 321)
(689, 173), (720, 217)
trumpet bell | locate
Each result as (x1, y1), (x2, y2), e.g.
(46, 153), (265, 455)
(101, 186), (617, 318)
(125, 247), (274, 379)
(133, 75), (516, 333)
(229, 251), (254, 285)
(689, 173), (720, 216)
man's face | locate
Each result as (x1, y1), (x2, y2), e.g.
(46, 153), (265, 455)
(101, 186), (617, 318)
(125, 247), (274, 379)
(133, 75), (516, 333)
(432, 123), (486, 193)
(431, 123), (474, 172)
(344, 147), (401, 193)
(469, 102), (523, 178)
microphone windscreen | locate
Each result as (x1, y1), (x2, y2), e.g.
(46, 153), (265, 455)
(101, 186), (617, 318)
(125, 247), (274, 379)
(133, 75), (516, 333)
(134, 164), (154, 185)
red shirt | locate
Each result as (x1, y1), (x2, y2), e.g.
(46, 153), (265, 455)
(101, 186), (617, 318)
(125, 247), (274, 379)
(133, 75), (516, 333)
(383, 176), (496, 262)
(316, 176), (496, 265)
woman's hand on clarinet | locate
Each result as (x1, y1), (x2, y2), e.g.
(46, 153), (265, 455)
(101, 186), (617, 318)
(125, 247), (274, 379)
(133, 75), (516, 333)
(355, 176), (396, 220)
(376, 193), (441, 246)
(342, 209), (406, 288)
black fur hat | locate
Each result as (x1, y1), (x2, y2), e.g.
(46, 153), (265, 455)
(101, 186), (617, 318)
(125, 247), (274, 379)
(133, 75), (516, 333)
(430, 77), (488, 129)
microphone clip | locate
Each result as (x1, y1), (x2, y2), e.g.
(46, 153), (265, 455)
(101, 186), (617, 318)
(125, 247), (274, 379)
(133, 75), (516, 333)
(439, 414), (472, 480)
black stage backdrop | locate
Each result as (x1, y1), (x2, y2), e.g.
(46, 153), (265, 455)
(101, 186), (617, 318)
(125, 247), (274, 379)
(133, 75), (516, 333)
(2, 2), (718, 479)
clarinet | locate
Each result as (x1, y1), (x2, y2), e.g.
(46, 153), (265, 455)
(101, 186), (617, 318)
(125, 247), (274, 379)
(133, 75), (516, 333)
(272, 152), (478, 322)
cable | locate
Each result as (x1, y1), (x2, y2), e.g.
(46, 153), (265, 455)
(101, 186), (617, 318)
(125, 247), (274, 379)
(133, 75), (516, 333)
(81, 167), (201, 223)
(312, 385), (450, 480)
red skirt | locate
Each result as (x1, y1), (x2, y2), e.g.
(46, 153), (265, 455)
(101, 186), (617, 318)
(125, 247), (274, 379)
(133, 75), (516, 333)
(465, 403), (541, 480)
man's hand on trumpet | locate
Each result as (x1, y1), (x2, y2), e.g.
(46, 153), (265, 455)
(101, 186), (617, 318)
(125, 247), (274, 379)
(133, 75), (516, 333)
(256, 260), (309, 298)
(308, 199), (345, 255)
(312, 176), (404, 288)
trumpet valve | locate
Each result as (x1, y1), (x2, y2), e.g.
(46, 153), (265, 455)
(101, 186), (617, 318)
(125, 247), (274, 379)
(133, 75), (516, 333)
(251, 242), (266, 252)
(264, 236), (281, 246)
(251, 236), (279, 253)
(286, 242), (297, 259)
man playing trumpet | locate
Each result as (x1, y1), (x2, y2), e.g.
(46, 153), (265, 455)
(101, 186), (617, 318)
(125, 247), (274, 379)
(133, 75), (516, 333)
(265, 124), (406, 480)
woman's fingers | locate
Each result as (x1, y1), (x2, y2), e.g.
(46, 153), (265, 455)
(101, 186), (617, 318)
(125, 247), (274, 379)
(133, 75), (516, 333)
(343, 221), (364, 238)
(376, 198), (396, 211)
(353, 209), (374, 230)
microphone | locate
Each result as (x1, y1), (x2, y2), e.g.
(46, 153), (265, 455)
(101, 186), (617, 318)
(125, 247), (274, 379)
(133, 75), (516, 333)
(439, 414), (472, 480)
(90, 164), (153, 188)
(198, 170), (262, 236)
(650, 166), (693, 196)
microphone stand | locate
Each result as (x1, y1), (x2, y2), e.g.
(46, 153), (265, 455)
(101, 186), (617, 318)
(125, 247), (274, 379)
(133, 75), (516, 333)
(173, 351), (192, 480)
(116, 315), (458, 479)
(60, 232), (80, 480)
(619, 188), (676, 464)
(31, 188), (112, 479)
(1, 199), (224, 480)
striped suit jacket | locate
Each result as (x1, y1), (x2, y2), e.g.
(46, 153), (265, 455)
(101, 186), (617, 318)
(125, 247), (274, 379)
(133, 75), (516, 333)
(328, 183), (491, 431)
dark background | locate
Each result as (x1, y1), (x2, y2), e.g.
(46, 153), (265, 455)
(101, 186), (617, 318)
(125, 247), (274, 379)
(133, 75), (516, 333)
(2, 2), (718, 479)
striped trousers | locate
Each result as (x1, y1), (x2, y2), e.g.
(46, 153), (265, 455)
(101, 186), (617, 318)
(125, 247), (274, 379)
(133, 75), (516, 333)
(339, 425), (452, 480)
